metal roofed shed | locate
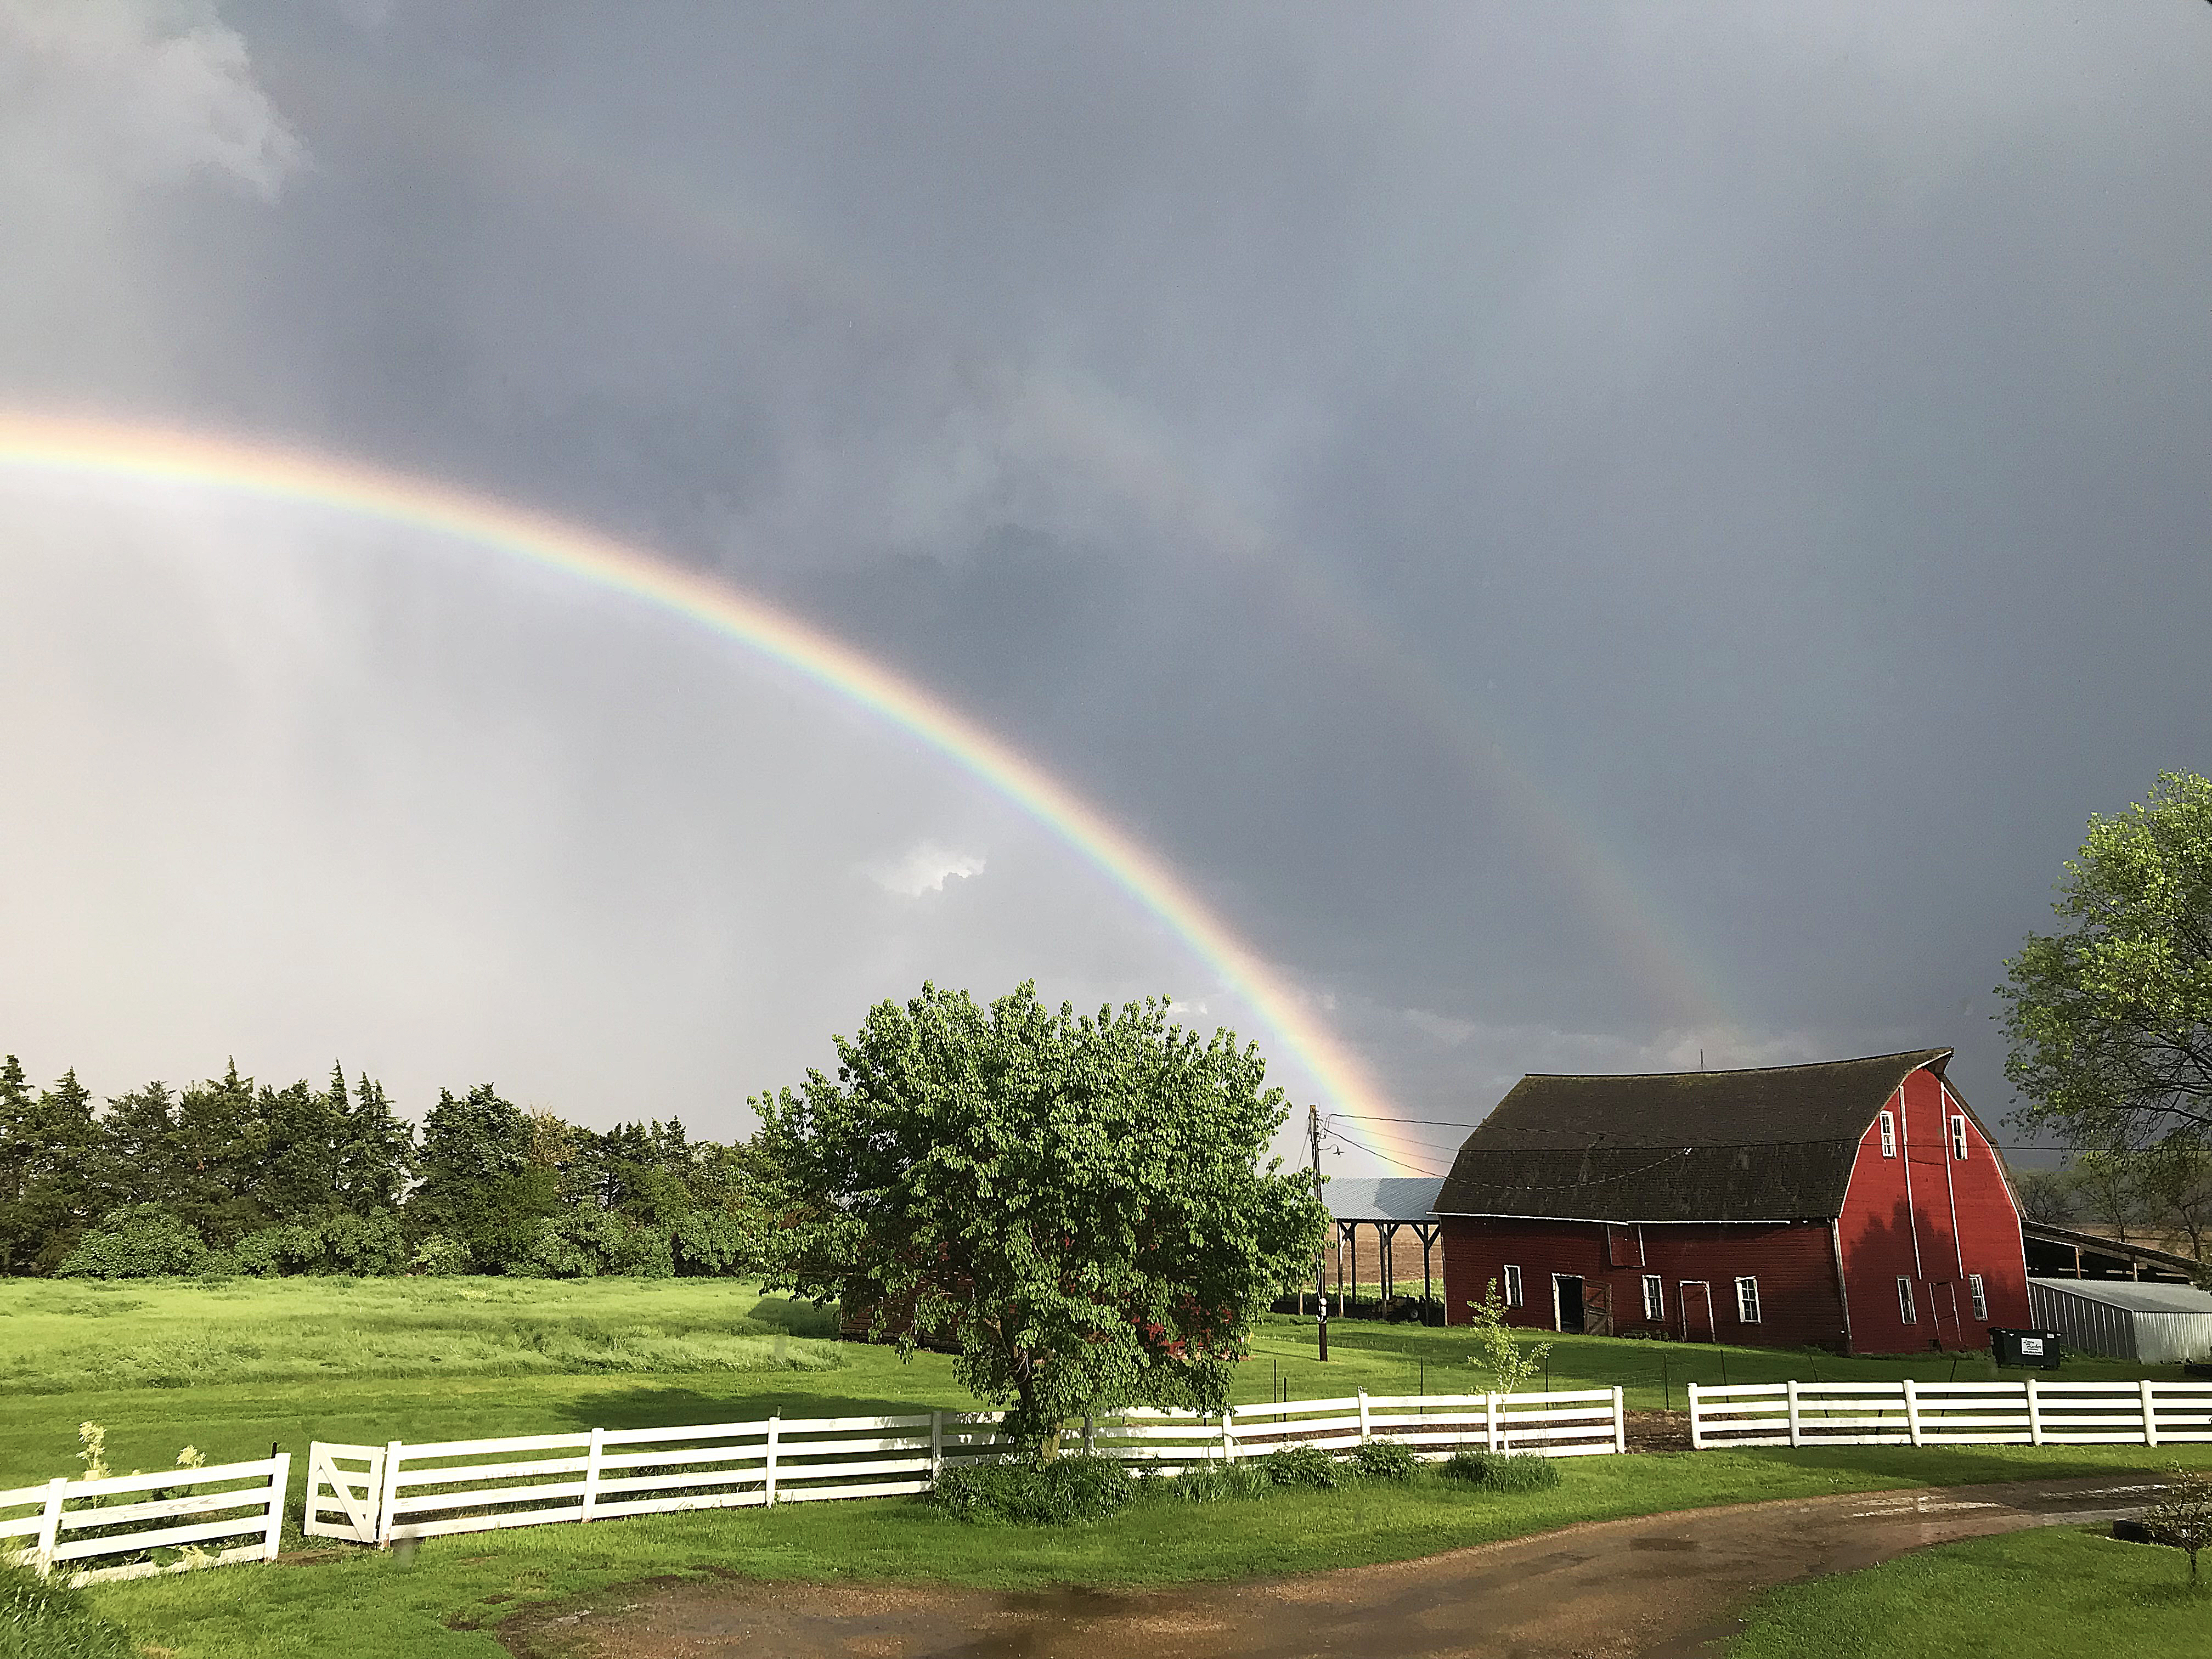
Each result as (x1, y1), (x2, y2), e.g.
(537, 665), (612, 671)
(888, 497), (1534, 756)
(1321, 1176), (1444, 1322)
(2028, 1277), (2212, 1364)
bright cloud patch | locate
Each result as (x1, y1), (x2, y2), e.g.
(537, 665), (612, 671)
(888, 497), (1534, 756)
(866, 840), (986, 897)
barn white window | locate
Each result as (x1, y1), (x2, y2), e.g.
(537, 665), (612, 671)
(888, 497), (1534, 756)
(1642, 1273), (1664, 1321)
(1949, 1114), (1970, 1160)
(1503, 1265), (1523, 1307)
(1897, 1277), (1917, 1324)
(1878, 1110), (1897, 1158)
(1969, 1273), (1987, 1321)
(1735, 1276), (1762, 1323)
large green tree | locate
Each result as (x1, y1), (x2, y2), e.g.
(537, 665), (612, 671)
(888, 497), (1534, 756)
(2000, 771), (2212, 1154)
(755, 982), (1327, 1449)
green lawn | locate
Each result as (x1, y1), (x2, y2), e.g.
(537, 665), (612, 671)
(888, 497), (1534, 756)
(1731, 1524), (2212, 1658)
(3, 1277), (2203, 1658)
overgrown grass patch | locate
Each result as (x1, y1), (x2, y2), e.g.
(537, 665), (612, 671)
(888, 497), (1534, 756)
(0, 1559), (135, 1659)
(1730, 1523), (2212, 1659)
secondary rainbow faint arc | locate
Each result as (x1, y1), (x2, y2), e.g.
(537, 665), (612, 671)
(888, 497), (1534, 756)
(0, 414), (1422, 1164)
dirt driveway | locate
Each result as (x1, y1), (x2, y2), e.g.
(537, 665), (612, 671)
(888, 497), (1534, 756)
(498, 1474), (2161, 1659)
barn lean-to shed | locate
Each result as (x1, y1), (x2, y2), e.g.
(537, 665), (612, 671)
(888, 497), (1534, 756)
(2028, 1277), (2212, 1364)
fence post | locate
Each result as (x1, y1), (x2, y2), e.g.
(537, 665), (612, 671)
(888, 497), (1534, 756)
(262, 1452), (291, 1562)
(2026, 1377), (2044, 1447)
(1081, 1414), (1094, 1458)
(1687, 1383), (1703, 1450)
(33, 1476), (66, 1576)
(1787, 1379), (1802, 1448)
(1486, 1392), (1500, 1454)
(2142, 1380), (2160, 1448)
(764, 1413), (781, 1506)
(375, 1440), (404, 1547)
(1903, 1378), (1923, 1447)
(931, 1410), (945, 1481)
(580, 1427), (604, 1522)
(1612, 1386), (1626, 1454)
(1357, 1390), (1372, 1445)
(1221, 1412), (1237, 1464)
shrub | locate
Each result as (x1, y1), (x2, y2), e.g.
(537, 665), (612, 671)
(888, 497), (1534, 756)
(1148, 1459), (1269, 1504)
(0, 1558), (136, 1659)
(230, 1224), (325, 1277)
(1442, 1449), (1561, 1492)
(320, 1211), (410, 1276)
(922, 1455), (1134, 1525)
(409, 1234), (470, 1276)
(55, 1207), (207, 1279)
(1352, 1438), (1418, 1481)
(1260, 1444), (1341, 1491)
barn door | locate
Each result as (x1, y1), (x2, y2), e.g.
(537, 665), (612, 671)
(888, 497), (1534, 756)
(1553, 1274), (1586, 1334)
(1934, 1282), (1961, 1348)
(1679, 1280), (1714, 1343)
(1582, 1281), (1613, 1338)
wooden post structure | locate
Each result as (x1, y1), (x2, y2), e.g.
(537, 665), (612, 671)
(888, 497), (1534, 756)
(580, 1427), (604, 1522)
(1903, 1377), (1924, 1447)
(376, 1440), (404, 1547)
(262, 1453), (291, 1561)
(764, 1413), (781, 1507)
(33, 1476), (66, 1576)
(2026, 1377), (2045, 1446)
(1786, 1380), (1802, 1448)
(2142, 1380), (2160, 1447)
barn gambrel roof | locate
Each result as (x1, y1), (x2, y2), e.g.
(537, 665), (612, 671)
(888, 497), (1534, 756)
(1433, 1048), (1957, 1224)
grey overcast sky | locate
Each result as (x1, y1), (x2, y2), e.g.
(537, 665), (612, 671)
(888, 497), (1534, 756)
(1, 2), (2205, 1174)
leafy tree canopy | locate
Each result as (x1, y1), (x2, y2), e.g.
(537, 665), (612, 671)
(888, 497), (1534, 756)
(2001, 771), (2212, 1154)
(754, 981), (1328, 1449)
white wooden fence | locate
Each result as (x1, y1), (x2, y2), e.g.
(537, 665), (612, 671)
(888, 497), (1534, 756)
(309, 1388), (1624, 1545)
(1088, 1390), (1624, 1471)
(1689, 1379), (2212, 1449)
(0, 1454), (290, 1585)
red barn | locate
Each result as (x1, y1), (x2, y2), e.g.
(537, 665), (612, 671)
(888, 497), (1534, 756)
(1435, 1049), (2029, 1354)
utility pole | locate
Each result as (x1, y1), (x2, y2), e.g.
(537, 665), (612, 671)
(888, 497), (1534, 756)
(1310, 1104), (1329, 1361)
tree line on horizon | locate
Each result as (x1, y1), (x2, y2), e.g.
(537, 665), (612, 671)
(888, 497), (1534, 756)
(0, 1056), (775, 1279)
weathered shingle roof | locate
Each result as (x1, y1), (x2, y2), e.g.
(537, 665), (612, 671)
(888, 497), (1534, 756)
(1433, 1049), (1953, 1224)
(1323, 1176), (1443, 1222)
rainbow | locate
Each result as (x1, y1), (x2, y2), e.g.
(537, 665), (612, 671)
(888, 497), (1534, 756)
(0, 413), (1427, 1166)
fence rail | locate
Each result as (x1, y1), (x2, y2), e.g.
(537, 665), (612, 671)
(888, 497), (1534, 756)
(313, 1387), (1624, 1545)
(1688, 1378), (2212, 1449)
(0, 1455), (290, 1586)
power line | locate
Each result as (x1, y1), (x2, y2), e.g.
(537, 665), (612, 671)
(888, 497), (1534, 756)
(1318, 1124), (1443, 1176)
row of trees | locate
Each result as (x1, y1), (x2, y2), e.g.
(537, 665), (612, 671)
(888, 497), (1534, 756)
(0, 1059), (775, 1279)
(1, 982), (1328, 1451)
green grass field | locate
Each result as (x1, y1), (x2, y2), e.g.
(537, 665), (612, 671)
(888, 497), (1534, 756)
(1730, 1525), (2212, 1658)
(1, 1277), (2203, 1657)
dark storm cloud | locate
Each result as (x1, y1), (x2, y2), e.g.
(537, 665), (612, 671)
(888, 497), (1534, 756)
(2, 1), (2206, 1145)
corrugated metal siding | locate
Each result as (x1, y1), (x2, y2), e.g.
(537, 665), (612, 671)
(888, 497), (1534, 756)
(2026, 1280), (2212, 1362)
(2131, 1313), (2212, 1365)
(2030, 1280), (2138, 1361)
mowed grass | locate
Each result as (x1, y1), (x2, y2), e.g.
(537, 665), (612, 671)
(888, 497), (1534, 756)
(3, 1278), (2205, 1658)
(1730, 1524), (2212, 1658)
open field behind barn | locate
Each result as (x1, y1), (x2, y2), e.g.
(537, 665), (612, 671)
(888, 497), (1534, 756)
(3, 1276), (2197, 1491)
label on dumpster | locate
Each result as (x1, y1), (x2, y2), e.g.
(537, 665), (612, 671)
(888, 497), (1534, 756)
(2018, 1336), (2044, 1355)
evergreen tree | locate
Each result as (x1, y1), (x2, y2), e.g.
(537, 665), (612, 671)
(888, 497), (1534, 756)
(258, 1074), (345, 1223)
(167, 1062), (265, 1246)
(98, 1081), (180, 1211)
(0, 1069), (106, 1272)
(410, 1084), (551, 1269)
(336, 1074), (414, 1211)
